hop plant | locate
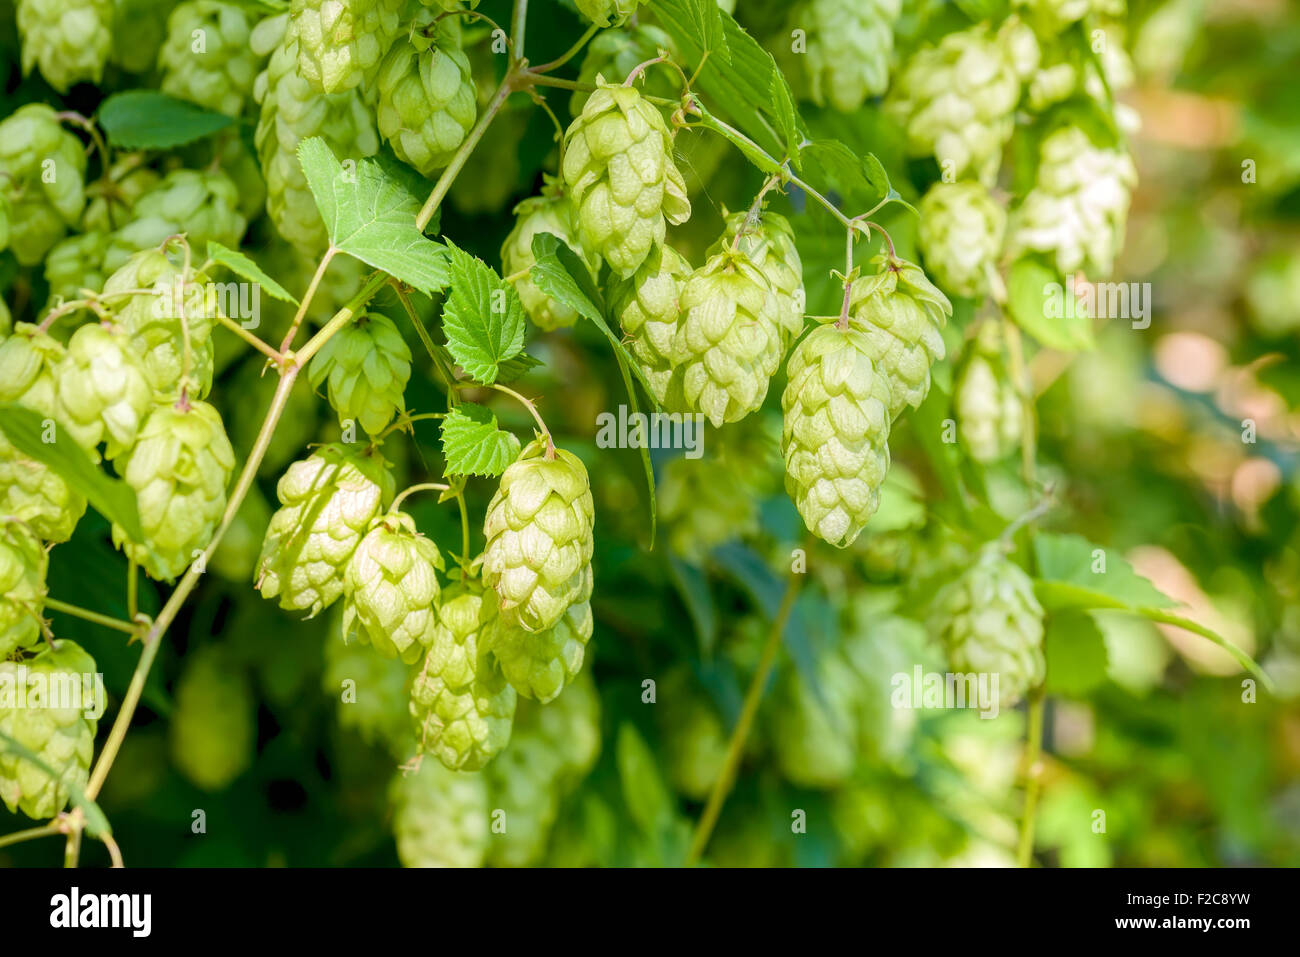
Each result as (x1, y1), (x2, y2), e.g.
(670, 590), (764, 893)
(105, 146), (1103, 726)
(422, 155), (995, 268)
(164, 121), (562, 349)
(492, 597), (593, 703)
(930, 547), (1046, 706)
(169, 646), (256, 791)
(671, 249), (784, 427)
(0, 640), (99, 821)
(847, 253), (952, 420)
(323, 612), (415, 758)
(770, 642), (864, 789)
(390, 760), (489, 868)
(482, 438), (595, 634)
(571, 24), (678, 116)
(256, 445), (395, 617)
(410, 577), (516, 770)
(376, 17), (477, 177)
(954, 321), (1024, 464)
(112, 399), (235, 581)
(289, 0), (405, 93)
(1014, 0), (1125, 29)
(81, 158), (159, 234)
(105, 169), (247, 272)
(561, 79), (691, 278)
(795, 0), (901, 112)
(0, 104), (87, 265)
(501, 178), (599, 331)
(575, 0), (641, 28)
(54, 323), (155, 461)
(781, 321), (893, 548)
(109, 0), (173, 75)
(1007, 126), (1138, 276)
(917, 182), (1006, 299)
(44, 231), (110, 318)
(307, 312), (411, 438)
(0, 521), (47, 660)
(709, 209), (805, 345)
(609, 243), (691, 407)
(659, 667), (729, 800)
(16, 0), (113, 93)
(159, 1), (261, 117)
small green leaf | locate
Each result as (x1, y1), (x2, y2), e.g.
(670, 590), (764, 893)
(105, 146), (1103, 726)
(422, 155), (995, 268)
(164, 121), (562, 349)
(1007, 255), (1094, 352)
(439, 403), (522, 477)
(1034, 533), (1174, 609)
(206, 241), (298, 305)
(1043, 610), (1109, 696)
(616, 723), (673, 835)
(0, 729), (112, 838)
(495, 351), (542, 384)
(98, 91), (232, 149)
(800, 139), (890, 212)
(440, 240), (526, 384)
(0, 404), (144, 543)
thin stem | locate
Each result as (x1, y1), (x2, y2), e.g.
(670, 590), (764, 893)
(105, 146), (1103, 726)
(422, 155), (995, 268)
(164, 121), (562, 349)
(836, 227), (856, 330)
(685, 569), (804, 866)
(127, 560), (138, 620)
(296, 272), (389, 367)
(417, 74), (516, 231)
(457, 492), (470, 560)
(857, 219), (896, 260)
(532, 23), (598, 73)
(389, 482), (451, 513)
(392, 282), (455, 400)
(378, 411), (446, 441)
(1016, 689), (1046, 867)
(217, 313), (281, 363)
(54, 111), (110, 175)
(100, 833), (125, 868)
(280, 247), (335, 354)
(43, 598), (137, 636)
(1002, 318), (1037, 484)
(64, 828), (81, 868)
(0, 822), (62, 850)
(487, 382), (551, 447)
(511, 0), (528, 61)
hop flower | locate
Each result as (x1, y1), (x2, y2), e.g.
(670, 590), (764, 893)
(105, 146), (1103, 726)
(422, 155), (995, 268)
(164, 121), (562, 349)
(709, 209), (805, 345)
(574, 0), (641, 27)
(847, 253), (952, 420)
(104, 169), (247, 272)
(0, 640), (99, 821)
(492, 596), (592, 703)
(1007, 126), (1137, 277)
(671, 249), (784, 427)
(410, 577), (516, 770)
(482, 438), (595, 634)
(609, 243), (691, 406)
(0, 105), (87, 265)
(109, 0), (172, 75)
(112, 400), (235, 581)
(561, 79), (690, 277)
(0, 521), (47, 660)
(570, 24), (678, 116)
(16, 0), (112, 93)
(54, 323), (154, 461)
(289, 0), (406, 93)
(795, 0), (901, 112)
(954, 321), (1025, 464)
(781, 322), (893, 547)
(930, 547), (1046, 706)
(169, 646), (256, 791)
(770, 642), (864, 788)
(917, 182), (1006, 299)
(307, 311), (411, 438)
(376, 16), (477, 177)
(322, 605), (414, 757)
(256, 445), (395, 616)
(390, 760), (489, 868)
(501, 178), (599, 331)
(159, 1), (262, 117)
(342, 510), (444, 663)
(659, 666), (728, 800)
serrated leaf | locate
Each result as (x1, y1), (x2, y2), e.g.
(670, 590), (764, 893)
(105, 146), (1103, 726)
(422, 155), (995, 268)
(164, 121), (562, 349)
(769, 69), (800, 164)
(1043, 610), (1109, 696)
(440, 240), (526, 384)
(801, 139), (891, 212)
(1007, 255), (1094, 352)
(1034, 533), (1174, 609)
(98, 91), (232, 149)
(296, 137), (450, 295)
(439, 403), (522, 477)
(495, 351), (542, 384)
(0, 404), (144, 543)
(206, 241), (298, 305)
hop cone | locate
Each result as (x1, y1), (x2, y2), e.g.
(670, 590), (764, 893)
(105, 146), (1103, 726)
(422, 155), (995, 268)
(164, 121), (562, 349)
(410, 577), (516, 770)
(81, 159), (159, 233)
(0, 104), (87, 265)
(112, 400), (234, 581)
(16, 0), (112, 92)
(493, 596), (593, 704)
(482, 438), (595, 634)
(1014, 0), (1124, 29)
(342, 511), (443, 663)
(798, 0), (901, 112)
(781, 322), (893, 548)
(109, 0), (174, 75)
(376, 17), (477, 177)
(105, 168), (247, 272)
(530, 668), (602, 783)
(609, 243), (691, 406)
(571, 24), (677, 116)
(501, 178), (599, 331)
(256, 444), (395, 616)
(159, 0), (261, 117)
(0, 521), (47, 659)
(44, 231), (111, 320)
(955, 321), (1024, 464)
(1007, 126), (1137, 276)
(307, 311), (411, 437)
(289, 0), (405, 93)
(323, 611), (414, 757)
(659, 667), (728, 801)
(390, 760), (489, 868)
(930, 548), (1046, 706)
(917, 182), (1006, 299)
(709, 208), (805, 345)
(670, 249), (784, 427)
(169, 646), (256, 791)
(561, 79), (690, 277)
(847, 253), (952, 419)
(575, 0), (641, 27)
(770, 644), (863, 789)
(0, 640), (99, 821)
(54, 323), (154, 461)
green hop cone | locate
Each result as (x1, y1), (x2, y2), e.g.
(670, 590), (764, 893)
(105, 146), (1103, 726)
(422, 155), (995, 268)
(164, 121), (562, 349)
(376, 16), (477, 177)
(954, 321), (1024, 464)
(796, 0), (901, 112)
(81, 158), (159, 234)
(54, 323), (155, 461)
(390, 760), (489, 868)
(289, 0), (405, 93)
(1007, 126), (1137, 277)
(930, 547), (1045, 707)
(530, 668), (601, 783)
(780, 322), (893, 548)
(492, 596), (593, 704)
(16, 0), (112, 92)
(410, 577), (516, 770)
(917, 181), (1006, 299)
(708, 208), (805, 345)
(847, 253), (952, 420)
(609, 243), (691, 407)
(570, 24), (677, 116)
(501, 177), (599, 331)
(0, 640), (99, 821)
(342, 510), (443, 663)
(659, 667), (728, 801)
(256, 444), (395, 616)
(0, 521), (47, 659)
(574, 0), (640, 27)
(44, 231), (110, 323)
(482, 438), (595, 634)
(323, 610), (414, 758)
(307, 311), (411, 438)
(770, 643), (863, 789)
(0, 104), (87, 265)
(561, 79), (691, 278)
(109, 0), (174, 75)
(671, 249), (784, 427)
(159, 0), (261, 117)
(105, 168), (247, 272)
(168, 646), (256, 791)
(112, 399), (235, 581)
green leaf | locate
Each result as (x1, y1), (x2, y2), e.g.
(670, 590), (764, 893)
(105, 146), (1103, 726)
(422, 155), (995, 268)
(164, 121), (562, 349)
(616, 723), (673, 835)
(205, 241), (298, 305)
(440, 240), (526, 384)
(1043, 610), (1109, 696)
(801, 139), (891, 212)
(661, 0), (727, 58)
(1034, 533), (1175, 609)
(98, 91), (232, 149)
(495, 351), (542, 384)
(296, 137), (450, 296)
(1007, 256), (1094, 352)
(668, 556), (717, 659)
(0, 729), (112, 838)
(439, 403), (522, 477)
(0, 404), (144, 543)
(692, 103), (785, 176)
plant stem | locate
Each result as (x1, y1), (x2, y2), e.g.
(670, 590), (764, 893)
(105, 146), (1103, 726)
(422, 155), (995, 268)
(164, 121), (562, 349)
(1017, 689), (1046, 867)
(533, 23), (598, 73)
(217, 313), (281, 363)
(280, 247), (335, 354)
(0, 822), (61, 850)
(418, 73), (516, 231)
(127, 560), (138, 620)
(295, 272), (389, 367)
(389, 482), (452, 513)
(43, 598), (137, 636)
(64, 829), (81, 868)
(511, 0), (528, 60)
(487, 382), (551, 446)
(456, 492), (470, 560)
